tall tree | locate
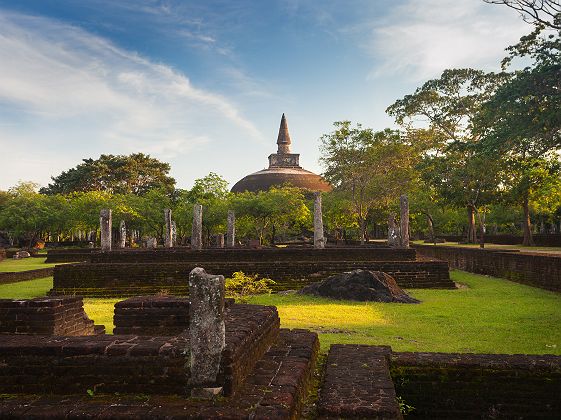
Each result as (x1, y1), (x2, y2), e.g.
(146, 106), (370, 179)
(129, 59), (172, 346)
(483, 0), (561, 29)
(319, 122), (418, 243)
(387, 69), (505, 242)
(41, 153), (175, 195)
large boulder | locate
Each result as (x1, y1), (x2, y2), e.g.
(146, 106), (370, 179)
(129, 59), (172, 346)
(299, 269), (419, 303)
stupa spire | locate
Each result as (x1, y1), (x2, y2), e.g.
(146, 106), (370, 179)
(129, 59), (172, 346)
(276, 113), (292, 154)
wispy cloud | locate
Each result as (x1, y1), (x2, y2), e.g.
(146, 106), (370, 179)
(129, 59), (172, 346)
(0, 10), (260, 188)
(369, 0), (529, 81)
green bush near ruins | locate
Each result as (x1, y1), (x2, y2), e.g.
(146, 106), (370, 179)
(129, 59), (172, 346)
(1, 270), (559, 355)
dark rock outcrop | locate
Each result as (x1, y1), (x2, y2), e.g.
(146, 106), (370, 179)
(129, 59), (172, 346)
(299, 269), (419, 303)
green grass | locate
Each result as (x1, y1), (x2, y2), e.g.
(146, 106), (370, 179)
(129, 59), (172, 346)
(0, 257), (59, 272)
(0, 277), (53, 298)
(0, 271), (559, 355)
(412, 240), (561, 254)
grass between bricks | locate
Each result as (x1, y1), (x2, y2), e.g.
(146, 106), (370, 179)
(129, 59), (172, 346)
(0, 271), (559, 355)
(0, 257), (61, 273)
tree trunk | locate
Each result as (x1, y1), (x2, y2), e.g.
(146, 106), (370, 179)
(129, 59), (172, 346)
(475, 208), (485, 249)
(522, 196), (534, 246)
(466, 206), (477, 243)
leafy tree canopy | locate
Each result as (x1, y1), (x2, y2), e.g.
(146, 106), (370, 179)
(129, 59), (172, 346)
(40, 153), (175, 196)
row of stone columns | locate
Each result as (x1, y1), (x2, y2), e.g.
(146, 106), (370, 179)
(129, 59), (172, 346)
(99, 191), (329, 252)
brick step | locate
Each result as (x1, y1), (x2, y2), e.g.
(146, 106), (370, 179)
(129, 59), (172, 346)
(318, 344), (402, 419)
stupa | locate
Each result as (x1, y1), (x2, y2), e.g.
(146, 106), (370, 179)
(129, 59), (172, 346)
(231, 114), (332, 193)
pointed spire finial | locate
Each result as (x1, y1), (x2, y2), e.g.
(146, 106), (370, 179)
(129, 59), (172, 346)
(277, 113), (292, 154)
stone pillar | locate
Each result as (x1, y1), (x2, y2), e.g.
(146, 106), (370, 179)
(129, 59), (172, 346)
(400, 195), (410, 248)
(146, 237), (157, 249)
(164, 208), (173, 248)
(387, 213), (400, 248)
(216, 234), (225, 248)
(226, 210), (235, 248)
(100, 209), (112, 252)
(119, 220), (126, 248)
(188, 267), (225, 397)
(313, 192), (325, 249)
(191, 204), (203, 250)
(171, 221), (177, 246)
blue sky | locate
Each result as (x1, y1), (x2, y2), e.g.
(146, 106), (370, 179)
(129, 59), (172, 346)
(0, 0), (529, 190)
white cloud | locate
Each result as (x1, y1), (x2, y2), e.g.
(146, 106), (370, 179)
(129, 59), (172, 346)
(370, 0), (530, 80)
(0, 11), (260, 189)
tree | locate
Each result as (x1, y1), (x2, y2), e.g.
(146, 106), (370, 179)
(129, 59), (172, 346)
(483, 0), (561, 29)
(319, 123), (418, 243)
(40, 153), (175, 195)
(387, 69), (506, 243)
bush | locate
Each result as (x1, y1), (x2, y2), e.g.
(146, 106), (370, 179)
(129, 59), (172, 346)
(225, 271), (276, 303)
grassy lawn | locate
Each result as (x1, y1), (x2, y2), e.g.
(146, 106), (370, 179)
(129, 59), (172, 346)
(0, 257), (60, 272)
(0, 271), (559, 355)
(412, 240), (561, 255)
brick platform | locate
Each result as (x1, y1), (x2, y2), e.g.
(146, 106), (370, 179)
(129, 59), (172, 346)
(0, 329), (319, 419)
(318, 344), (402, 419)
(0, 303), (279, 397)
(51, 259), (453, 297)
(0, 296), (104, 336)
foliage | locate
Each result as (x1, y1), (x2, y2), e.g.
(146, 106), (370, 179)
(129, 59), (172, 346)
(396, 396), (415, 415)
(40, 153), (175, 195)
(319, 123), (419, 242)
(225, 271), (276, 303)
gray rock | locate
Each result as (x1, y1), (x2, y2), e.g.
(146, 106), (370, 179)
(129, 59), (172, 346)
(299, 269), (419, 303)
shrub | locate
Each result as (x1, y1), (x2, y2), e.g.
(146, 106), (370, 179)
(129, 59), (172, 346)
(225, 271), (275, 303)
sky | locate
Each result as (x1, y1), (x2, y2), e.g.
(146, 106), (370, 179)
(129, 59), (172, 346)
(0, 0), (531, 191)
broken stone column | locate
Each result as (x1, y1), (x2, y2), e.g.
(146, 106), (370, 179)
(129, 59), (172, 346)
(146, 237), (157, 249)
(188, 267), (225, 398)
(226, 210), (235, 248)
(119, 220), (126, 248)
(99, 209), (112, 252)
(313, 192), (325, 249)
(387, 213), (400, 248)
(164, 208), (173, 248)
(191, 204), (203, 250)
(216, 234), (225, 249)
(400, 195), (410, 248)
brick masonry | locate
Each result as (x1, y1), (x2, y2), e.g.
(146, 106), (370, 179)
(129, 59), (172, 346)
(438, 233), (561, 247)
(0, 303), (280, 397)
(0, 328), (320, 419)
(0, 267), (54, 285)
(392, 351), (561, 418)
(45, 248), (95, 263)
(414, 244), (561, 292)
(318, 344), (402, 419)
(0, 296), (103, 336)
(51, 259), (453, 297)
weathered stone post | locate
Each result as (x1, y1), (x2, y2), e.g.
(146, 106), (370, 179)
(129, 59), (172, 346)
(216, 234), (225, 248)
(100, 209), (112, 252)
(164, 208), (173, 248)
(387, 213), (400, 248)
(171, 221), (177, 247)
(313, 192), (325, 249)
(226, 210), (235, 248)
(400, 194), (410, 248)
(191, 204), (203, 250)
(188, 267), (225, 397)
(119, 220), (126, 248)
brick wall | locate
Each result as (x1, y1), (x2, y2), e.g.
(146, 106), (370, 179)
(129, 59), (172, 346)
(391, 351), (561, 418)
(45, 248), (95, 263)
(0, 303), (279, 397)
(414, 244), (561, 292)
(51, 259), (453, 297)
(0, 296), (103, 335)
(0, 267), (54, 285)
